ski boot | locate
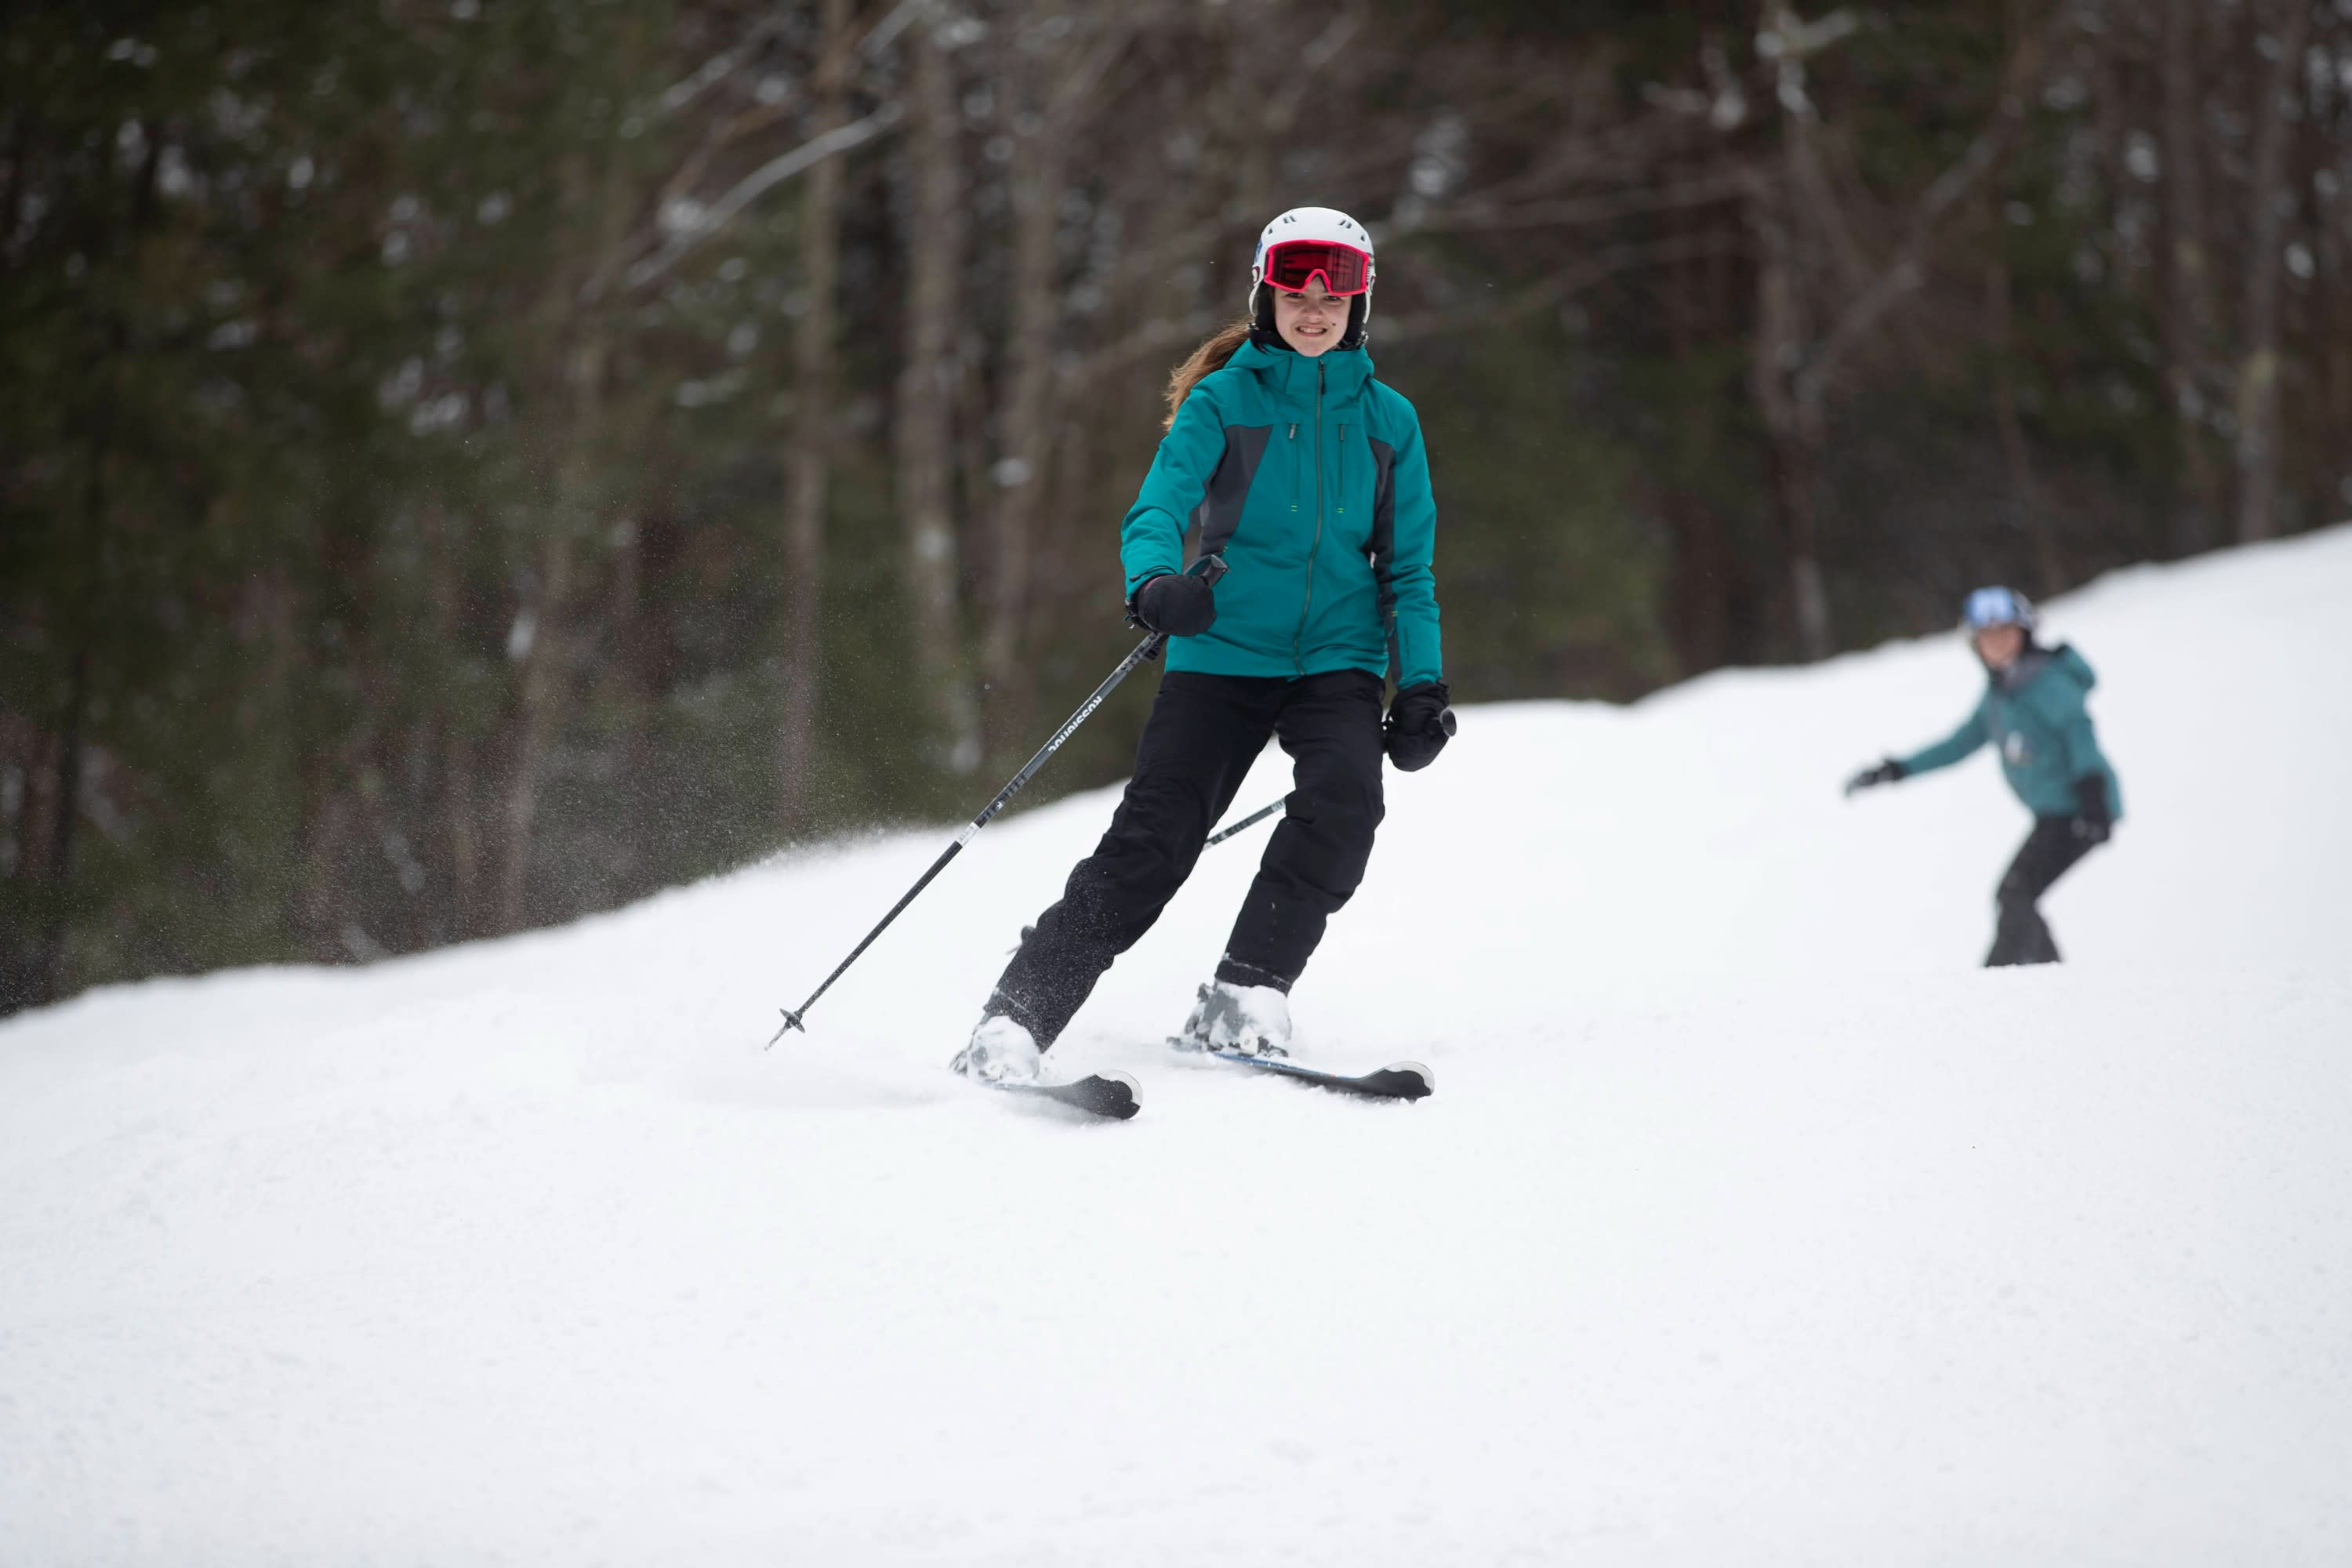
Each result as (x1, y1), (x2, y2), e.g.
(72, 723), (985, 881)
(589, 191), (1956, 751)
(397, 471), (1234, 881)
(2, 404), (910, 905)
(1170, 978), (1291, 1059)
(951, 1012), (1044, 1085)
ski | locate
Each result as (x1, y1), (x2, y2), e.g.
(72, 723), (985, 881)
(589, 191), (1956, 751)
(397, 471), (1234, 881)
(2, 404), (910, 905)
(981, 1071), (1142, 1120)
(1204, 1051), (1433, 1102)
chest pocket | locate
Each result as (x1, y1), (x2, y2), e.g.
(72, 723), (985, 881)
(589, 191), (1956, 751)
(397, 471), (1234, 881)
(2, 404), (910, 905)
(1991, 696), (2052, 768)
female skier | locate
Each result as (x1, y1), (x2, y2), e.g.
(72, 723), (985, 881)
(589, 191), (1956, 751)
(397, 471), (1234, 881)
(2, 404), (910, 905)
(953, 206), (1451, 1084)
(1845, 586), (2123, 967)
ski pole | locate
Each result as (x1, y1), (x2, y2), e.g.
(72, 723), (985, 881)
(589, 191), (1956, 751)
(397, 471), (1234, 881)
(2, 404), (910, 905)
(999, 788), (1280, 958)
(1204, 797), (1284, 847)
(1199, 683), (1461, 852)
(768, 554), (1229, 1044)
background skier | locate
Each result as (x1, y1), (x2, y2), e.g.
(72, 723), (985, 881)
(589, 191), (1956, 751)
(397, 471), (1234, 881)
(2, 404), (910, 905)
(953, 206), (1451, 1084)
(1846, 586), (2123, 967)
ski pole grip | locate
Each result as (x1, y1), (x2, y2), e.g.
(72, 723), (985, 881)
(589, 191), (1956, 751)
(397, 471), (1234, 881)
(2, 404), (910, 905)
(1191, 553), (1229, 586)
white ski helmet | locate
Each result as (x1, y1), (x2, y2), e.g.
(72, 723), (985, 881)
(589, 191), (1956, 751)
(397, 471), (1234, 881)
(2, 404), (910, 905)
(1249, 205), (1377, 348)
(1961, 585), (2037, 633)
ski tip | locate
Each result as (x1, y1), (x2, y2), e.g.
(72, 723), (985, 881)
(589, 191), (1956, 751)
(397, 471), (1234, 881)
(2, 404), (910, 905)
(1383, 1062), (1435, 1099)
(1094, 1071), (1143, 1119)
(989, 1069), (1141, 1120)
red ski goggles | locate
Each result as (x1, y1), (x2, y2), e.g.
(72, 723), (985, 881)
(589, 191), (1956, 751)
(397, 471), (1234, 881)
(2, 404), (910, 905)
(1258, 239), (1374, 296)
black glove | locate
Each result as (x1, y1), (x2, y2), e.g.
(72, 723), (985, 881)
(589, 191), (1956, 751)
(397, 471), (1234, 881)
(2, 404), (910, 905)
(2071, 775), (2112, 844)
(1384, 681), (1455, 772)
(1844, 758), (1905, 797)
(1129, 571), (1217, 637)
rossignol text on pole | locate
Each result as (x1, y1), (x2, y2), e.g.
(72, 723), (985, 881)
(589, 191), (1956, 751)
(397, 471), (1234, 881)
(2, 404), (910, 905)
(767, 554), (1228, 1045)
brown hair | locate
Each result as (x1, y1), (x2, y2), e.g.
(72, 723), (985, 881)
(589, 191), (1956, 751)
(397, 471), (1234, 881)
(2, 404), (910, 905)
(1163, 318), (1255, 430)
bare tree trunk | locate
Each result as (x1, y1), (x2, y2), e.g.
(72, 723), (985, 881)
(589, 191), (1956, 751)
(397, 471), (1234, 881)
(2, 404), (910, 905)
(495, 145), (628, 930)
(32, 648), (88, 1004)
(894, 14), (982, 776)
(2159, 0), (2222, 554)
(982, 114), (1063, 746)
(295, 760), (355, 962)
(445, 727), (478, 940)
(1654, 154), (1755, 675)
(2233, 0), (2312, 544)
(2318, 24), (2352, 480)
(35, 397), (111, 1002)
(421, 506), (479, 942)
(2331, 235), (2352, 499)
(954, 321), (993, 571)
(1987, 256), (2063, 596)
(0, 715), (32, 1015)
(1769, 429), (1833, 662)
(495, 322), (612, 931)
(1749, 33), (1842, 665)
(495, 537), (572, 932)
(1747, 188), (1835, 662)
(20, 131), (165, 1003)
(983, 9), (1131, 749)
(778, 0), (854, 836)
(1738, 4), (2049, 659)
(0, 719), (24, 884)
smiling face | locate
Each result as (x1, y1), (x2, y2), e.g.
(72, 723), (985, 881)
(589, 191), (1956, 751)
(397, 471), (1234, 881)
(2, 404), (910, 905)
(1973, 623), (2026, 670)
(1272, 280), (1345, 356)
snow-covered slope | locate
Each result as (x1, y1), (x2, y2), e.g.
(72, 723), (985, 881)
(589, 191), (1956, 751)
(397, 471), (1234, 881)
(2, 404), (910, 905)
(5, 532), (2350, 1566)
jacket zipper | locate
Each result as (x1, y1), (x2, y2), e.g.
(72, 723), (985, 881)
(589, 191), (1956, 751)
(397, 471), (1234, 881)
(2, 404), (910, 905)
(1292, 361), (1327, 676)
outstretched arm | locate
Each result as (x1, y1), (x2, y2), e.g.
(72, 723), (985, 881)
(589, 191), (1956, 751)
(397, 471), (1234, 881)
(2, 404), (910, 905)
(1897, 699), (1991, 778)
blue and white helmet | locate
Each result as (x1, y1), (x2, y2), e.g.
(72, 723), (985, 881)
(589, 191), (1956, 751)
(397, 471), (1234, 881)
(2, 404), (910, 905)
(1961, 585), (2037, 633)
(1247, 205), (1376, 348)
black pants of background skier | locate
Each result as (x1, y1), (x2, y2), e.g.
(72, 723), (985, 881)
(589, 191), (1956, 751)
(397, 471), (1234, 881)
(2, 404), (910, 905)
(1987, 816), (2100, 967)
(986, 669), (1385, 1046)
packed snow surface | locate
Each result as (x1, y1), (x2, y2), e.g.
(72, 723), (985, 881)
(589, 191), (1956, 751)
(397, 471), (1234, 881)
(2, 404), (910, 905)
(5, 531), (2351, 1566)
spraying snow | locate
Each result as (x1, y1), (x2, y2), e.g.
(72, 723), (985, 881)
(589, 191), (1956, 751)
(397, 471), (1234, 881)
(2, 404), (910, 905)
(4, 530), (2350, 1565)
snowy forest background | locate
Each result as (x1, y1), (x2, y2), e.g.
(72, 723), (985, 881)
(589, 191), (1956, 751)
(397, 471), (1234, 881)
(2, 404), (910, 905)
(4, 0), (2349, 1014)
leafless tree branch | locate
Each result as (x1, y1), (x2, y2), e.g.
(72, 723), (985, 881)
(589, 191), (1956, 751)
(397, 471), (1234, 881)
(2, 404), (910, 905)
(1392, 172), (1752, 238)
(659, 15), (786, 117)
(1792, 8), (2063, 411)
(624, 101), (904, 292)
(1379, 232), (1755, 343)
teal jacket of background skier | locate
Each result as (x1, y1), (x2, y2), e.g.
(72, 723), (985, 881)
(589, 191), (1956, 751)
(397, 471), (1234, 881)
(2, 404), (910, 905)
(1117, 339), (1443, 689)
(1899, 644), (2125, 820)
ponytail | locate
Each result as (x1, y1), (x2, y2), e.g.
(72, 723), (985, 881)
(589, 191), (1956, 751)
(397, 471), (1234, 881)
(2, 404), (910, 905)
(1163, 318), (1255, 430)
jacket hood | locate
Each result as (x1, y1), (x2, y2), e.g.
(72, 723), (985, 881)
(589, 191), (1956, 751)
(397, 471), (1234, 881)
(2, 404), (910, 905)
(2049, 642), (2096, 692)
(1988, 640), (2096, 696)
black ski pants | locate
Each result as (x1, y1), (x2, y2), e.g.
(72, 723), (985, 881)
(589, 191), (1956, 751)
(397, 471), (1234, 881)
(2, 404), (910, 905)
(1985, 815), (2099, 967)
(988, 668), (1387, 1048)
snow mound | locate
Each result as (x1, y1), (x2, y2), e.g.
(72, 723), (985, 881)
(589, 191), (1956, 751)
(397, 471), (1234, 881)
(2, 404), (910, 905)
(5, 529), (2350, 1566)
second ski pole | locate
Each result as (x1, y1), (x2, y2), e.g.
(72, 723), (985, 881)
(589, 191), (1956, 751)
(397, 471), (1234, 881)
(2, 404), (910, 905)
(768, 554), (1228, 1044)
(1204, 797), (1284, 847)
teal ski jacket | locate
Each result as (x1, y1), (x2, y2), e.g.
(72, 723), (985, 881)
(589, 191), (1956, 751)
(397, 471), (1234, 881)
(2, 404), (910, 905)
(1118, 339), (1443, 689)
(1899, 644), (2124, 820)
